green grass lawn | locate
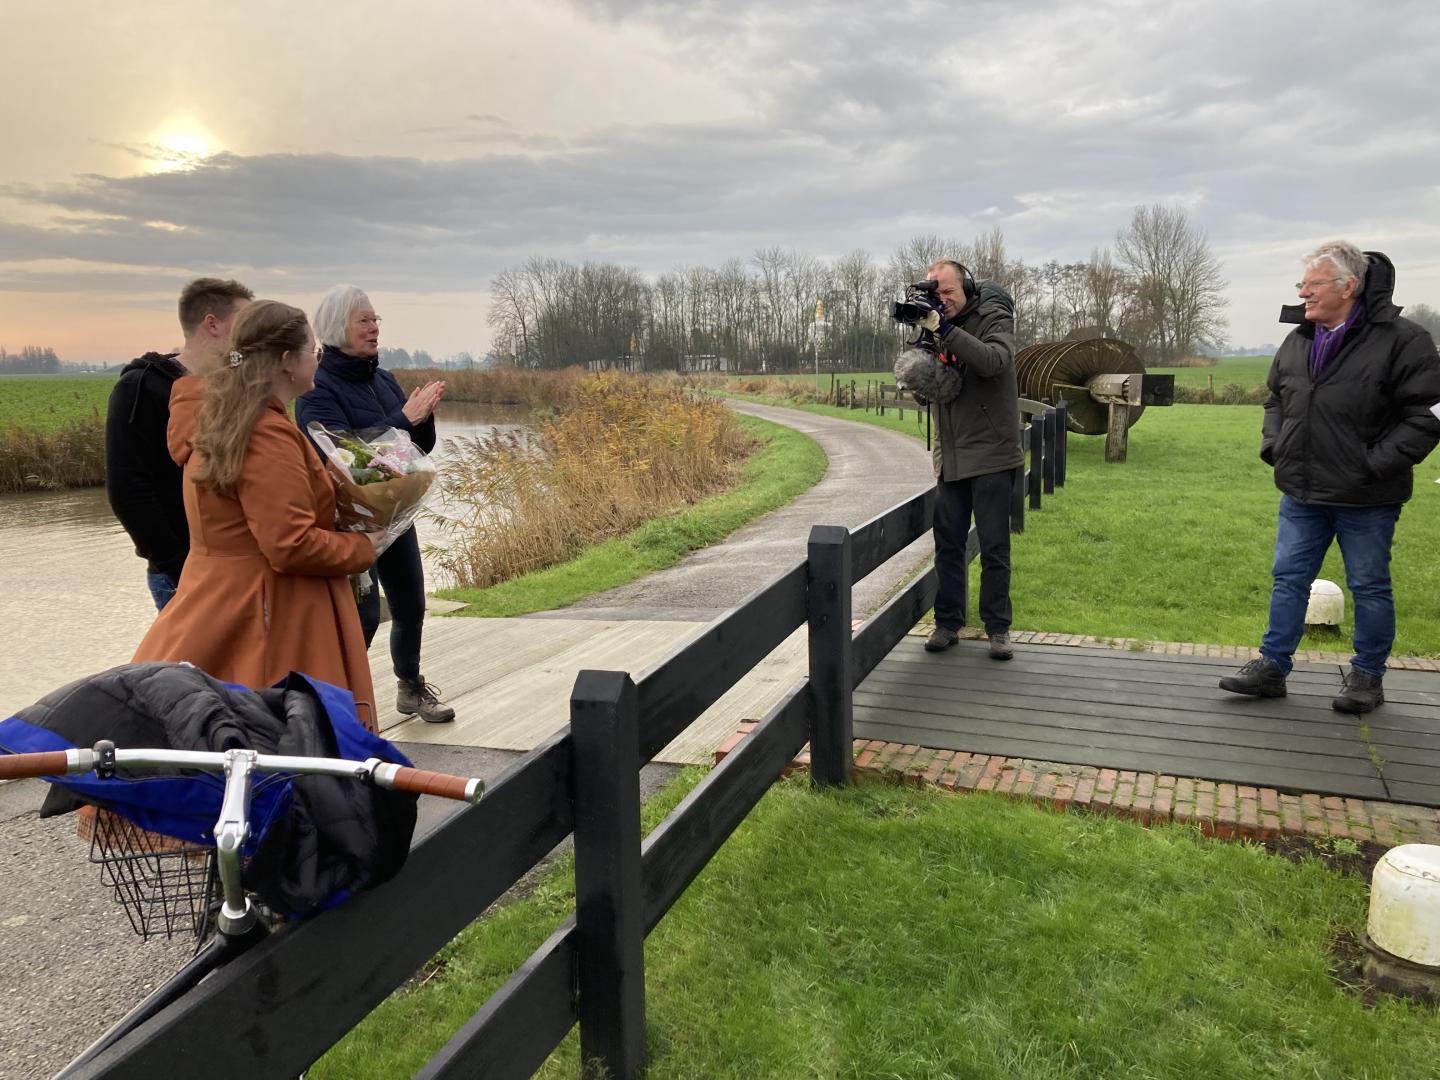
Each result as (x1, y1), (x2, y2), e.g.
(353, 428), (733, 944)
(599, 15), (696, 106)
(731, 355), (1274, 393)
(710, 395), (1438, 656)
(312, 776), (1439, 1079)
(432, 414), (827, 616)
(1149, 355), (1273, 389)
(1004, 405), (1440, 656)
(0, 375), (115, 432)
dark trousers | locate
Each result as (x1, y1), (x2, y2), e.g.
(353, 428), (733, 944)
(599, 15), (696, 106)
(356, 525), (425, 682)
(933, 470), (1013, 634)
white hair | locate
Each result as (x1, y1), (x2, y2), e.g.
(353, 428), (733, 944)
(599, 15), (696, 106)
(312, 284), (372, 349)
(1301, 241), (1367, 293)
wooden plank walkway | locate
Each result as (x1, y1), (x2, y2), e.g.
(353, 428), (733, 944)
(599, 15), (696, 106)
(854, 638), (1440, 808)
(372, 617), (809, 765)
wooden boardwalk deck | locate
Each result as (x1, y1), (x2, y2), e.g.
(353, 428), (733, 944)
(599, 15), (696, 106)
(854, 638), (1440, 808)
(372, 616), (808, 765)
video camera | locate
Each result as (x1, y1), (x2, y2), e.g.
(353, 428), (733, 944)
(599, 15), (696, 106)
(887, 279), (941, 326)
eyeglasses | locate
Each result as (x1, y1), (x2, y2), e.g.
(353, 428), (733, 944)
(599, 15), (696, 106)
(1295, 277), (1340, 292)
(356, 315), (382, 327)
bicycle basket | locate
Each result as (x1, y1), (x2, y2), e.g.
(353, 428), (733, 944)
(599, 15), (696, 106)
(78, 806), (220, 942)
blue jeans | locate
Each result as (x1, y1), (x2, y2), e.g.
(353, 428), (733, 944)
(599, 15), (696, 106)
(146, 571), (178, 612)
(1259, 495), (1401, 676)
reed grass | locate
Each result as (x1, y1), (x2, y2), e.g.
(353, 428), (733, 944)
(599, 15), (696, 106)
(0, 416), (107, 491)
(427, 371), (755, 589)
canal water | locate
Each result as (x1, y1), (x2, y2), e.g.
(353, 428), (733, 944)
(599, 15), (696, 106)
(0, 403), (529, 717)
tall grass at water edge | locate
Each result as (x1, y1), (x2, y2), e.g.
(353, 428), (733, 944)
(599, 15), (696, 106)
(426, 371), (755, 589)
(0, 377), (112, 490)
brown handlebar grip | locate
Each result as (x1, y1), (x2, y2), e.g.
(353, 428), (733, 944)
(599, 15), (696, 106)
(388, 767), (477, 801)
(0, 750), (71, 780)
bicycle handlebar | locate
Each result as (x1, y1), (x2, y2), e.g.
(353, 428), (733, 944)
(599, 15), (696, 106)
(371, 763), (484, 802)
(0, 749), (74, 781)
(0, 744), (485, 804)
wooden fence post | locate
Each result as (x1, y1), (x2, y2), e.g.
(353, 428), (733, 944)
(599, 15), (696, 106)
(1054, 399), (1068, 487)
(1011, 423), (1026, 533)
(1042, 407), (1056, 495)
(570, 670), (645, 1080)
(807, 524), (853, 786)
(1029, 413), (1044, 509)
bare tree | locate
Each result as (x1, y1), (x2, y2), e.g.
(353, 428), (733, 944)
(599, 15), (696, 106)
(1404, 301), (1440, 342)
(1116, 204), (1229, 363)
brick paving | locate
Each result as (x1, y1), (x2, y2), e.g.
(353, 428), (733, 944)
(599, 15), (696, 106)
(714, 629), (1440, 849)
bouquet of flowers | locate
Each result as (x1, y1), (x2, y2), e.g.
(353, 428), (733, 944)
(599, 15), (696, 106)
(306, 423), (438, 567)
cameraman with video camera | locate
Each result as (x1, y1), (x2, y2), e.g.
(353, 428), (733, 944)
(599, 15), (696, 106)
(894, 260), (1023, 659)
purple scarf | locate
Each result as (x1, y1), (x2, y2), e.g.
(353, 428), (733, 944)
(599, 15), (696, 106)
(1309, 300), (1364, 381)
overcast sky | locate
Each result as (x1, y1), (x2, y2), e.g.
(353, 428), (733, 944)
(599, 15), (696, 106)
(3, 0), (1438, 362)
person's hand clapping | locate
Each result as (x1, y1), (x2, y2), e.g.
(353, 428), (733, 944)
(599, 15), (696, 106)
(401, 380), (446, 425)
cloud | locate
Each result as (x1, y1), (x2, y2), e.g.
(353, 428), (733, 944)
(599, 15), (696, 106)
(4, 0), (1439, 352)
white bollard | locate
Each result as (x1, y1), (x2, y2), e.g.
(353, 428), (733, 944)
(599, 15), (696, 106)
(1305, 579), (1344, 626)
(1368, 845), (1440, 967)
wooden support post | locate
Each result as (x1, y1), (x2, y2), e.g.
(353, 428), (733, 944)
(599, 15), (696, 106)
(1105, 402), (1131, 463)
(1029, 415), (1043, 509)
(570, 671), (646, 1080)
(1010, 432), (1026, 534)
(1054, 399), (1068, 487)
(1042, 407), (1056, 494)
(850, 379), (856, 409)
(807, 524), (853, 787)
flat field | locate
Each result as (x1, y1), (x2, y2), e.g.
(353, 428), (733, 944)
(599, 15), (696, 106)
(0, 374), (116, 432)
(1006, 404), (1440, 655)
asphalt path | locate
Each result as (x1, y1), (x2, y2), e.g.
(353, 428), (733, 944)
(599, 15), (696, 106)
(531, 399), (937, 622)
(0, 398), (937, 1077)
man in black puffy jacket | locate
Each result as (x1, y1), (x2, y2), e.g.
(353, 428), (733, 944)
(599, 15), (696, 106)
(1220, 243), (1440, 713)
(104, 278), (252, 609)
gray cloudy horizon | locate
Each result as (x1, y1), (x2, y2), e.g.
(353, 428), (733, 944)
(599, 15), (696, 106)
(2, 0), (1438, 360)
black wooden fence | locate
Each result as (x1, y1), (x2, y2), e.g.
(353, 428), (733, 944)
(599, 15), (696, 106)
(71, 402), (1068, 1080)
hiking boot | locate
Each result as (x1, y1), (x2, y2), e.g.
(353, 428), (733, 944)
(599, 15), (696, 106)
(988, 632), (1013, 661)
(397, 677), (456, 723)
(1332, 667), (1384, 715)
(924, 626), (959, 652)
(1218, 657), (1287, 698)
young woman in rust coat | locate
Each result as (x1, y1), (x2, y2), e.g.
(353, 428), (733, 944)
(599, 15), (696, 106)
(132, 300), (385, 731)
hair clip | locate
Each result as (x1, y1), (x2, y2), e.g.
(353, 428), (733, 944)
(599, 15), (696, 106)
(227, 350), (244, 367)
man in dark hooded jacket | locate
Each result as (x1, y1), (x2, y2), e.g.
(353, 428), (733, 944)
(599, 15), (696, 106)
(105, 278), (252, 609)
(1220, 243), (1440, 713)
(912, 260), (1025, 660)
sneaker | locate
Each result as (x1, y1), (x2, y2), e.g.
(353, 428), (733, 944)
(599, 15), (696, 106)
(1332, 667), (1384, 715)
(924, 626), (959, 652)
(397, 677), (456, 723)
(988, 632), (1013, 661)
(1218, 657), (1287, 698)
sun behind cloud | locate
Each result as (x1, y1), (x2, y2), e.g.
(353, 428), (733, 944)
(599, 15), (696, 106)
(144, 120), (218, 173)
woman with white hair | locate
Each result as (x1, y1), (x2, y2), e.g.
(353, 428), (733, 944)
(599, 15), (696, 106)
(295, 284), (455, 724)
